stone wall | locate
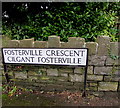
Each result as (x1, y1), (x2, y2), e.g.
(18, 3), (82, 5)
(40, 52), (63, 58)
(1, 35), (120, 92)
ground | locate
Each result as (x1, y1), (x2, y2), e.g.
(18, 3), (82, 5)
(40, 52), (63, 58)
(2, 83), (120, 107)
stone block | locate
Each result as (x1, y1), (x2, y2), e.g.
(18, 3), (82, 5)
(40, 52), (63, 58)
(96, 36), (111, 56)
(2, 35), (11, 47)
(57, 76), (69, 82)
(86, 86), (98, 91)
(68, 37), (85, 48)
(60, 42), (69, 48)
(73, 82), (85, 90)
(106, 57), (119, 66)
(87, 75), (103, 81)
(48, 35), (61, 48)
(88, 55), (107, 66)
(27, 70), (43, 76)
(74, 67), (85, 74)
(94, 67), (112, 75)
(19, 38), (34, 47)
(15, 71), (27, 79)
(89, 82), (98, 87)
(47, 69), (58, 76)
(58, 68), (73, 73)
(104, 75), (120, 81)
(34, 41), (47, 48)
(87, 66), (94, 74)
(98, 82), (118, 91)
(28, 75), (38, 80)
(8, 40), (19, 47)
(59, 73), (68, 77)
(69, 74), (84, 82)
(85, 42), (98, 55)
(110, 42), (119, 55)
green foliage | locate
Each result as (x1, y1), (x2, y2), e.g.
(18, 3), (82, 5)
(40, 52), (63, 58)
(2, 2), (119, 42)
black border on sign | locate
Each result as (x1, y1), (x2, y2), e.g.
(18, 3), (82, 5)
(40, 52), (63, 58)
(1, 47), (89, 67)
(1, 47), (89, 96)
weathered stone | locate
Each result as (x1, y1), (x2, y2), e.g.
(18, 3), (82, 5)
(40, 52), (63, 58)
(28, 76), (38, 80)
(87, 75), (103, 81)
(59, 73), (68, 77)
(92, 92), (104, 97)
(37, 76), (68, 83)
(2, 35), (11, 47)
(68, 37), (85, 48)
(106, 57), (119, 66)
(60, 42), (69, 48)
(87, 66), (94, 74)
(98, 82), (118, 91)
(89, 82), (98, 87)
(34, 41), (47, 48)
(19, 38), (34, 47)
(28, 70), (43, 76)
(8, 40), (19, 47)
(104, 75), (120, 81)
(110, 42), (119, 55)
(69, 74), (84, 82)
(86, 86), (98, 91)
(15, 71), (27, 79)
(85, 42), (98, 55)
(94, 67), (112, 75)
(96, 36), (111, 56)
(73, 82), (85, 90)
(58, 68), (73, 73)
(57, 76), (69, 82)
(88, 55), (107, 66)
(74, 67), (85, 74)
(48, 36), (61, 48)
(8, 71), (14, 76)
(47, 69), (58, 76)
(114, 66), (120, 75)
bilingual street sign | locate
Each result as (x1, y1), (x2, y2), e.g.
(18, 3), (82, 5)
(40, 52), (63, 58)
(2, 48), (88, 66)
(2, 48), (88, 97)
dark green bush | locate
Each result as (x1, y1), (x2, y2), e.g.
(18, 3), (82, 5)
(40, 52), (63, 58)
(2, 2), (119, 42)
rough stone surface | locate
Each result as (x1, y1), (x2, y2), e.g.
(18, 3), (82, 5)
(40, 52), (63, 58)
(94, 67), (112, 75)
(15, 72), (27, 79)
(59, 73), (68, 77)
(58, 68), (73, 73)
(8, 40), (19, 47)
(48, 36), (61, 48)
(69, 74), (84, 82)
(47, 69), (58, 76)
(2, 35), (11, 47)
(104, 75), (120, 81)
(98, 82), (118, 91)
(87, 75), (103, 81)
(110, 42), (119, 55)
(96, 36), (111, 56)
(106, 57), (119, 66)
(87, 66), (94, 74)
(86, 86), (98, 91)
(74, 67), (85, 74)
(19, 38), (34, 47)
(89, 82), (98, 87)
(28, 70), (43, 76)
(88, 55), (107, 66)
(85, 42), (98, 55)
(68, 37), (85, 48)
(60, 42), (69, 48)
(34, 41), (47, 48)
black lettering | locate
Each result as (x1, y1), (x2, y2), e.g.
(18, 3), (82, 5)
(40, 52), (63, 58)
(51, 50), (56, 56)
(46, 50), (50, 56)
(78, 58), (81, 64)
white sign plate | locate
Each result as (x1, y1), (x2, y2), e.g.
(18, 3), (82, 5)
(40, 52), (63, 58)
(2, 48), (88, 66)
